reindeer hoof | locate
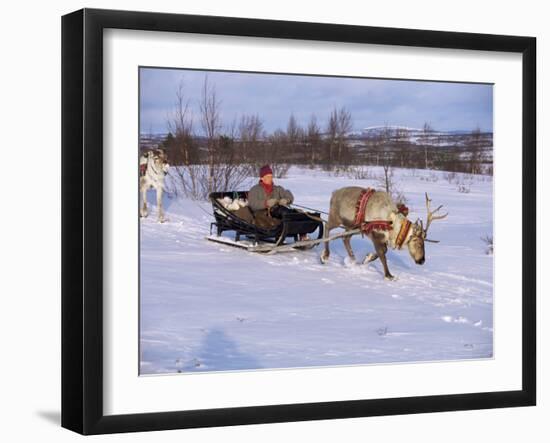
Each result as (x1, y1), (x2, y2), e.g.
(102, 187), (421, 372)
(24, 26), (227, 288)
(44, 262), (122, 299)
(320, 253), (329, 264)
(384, 274), (397, 281)
(363, 253), (376, 264)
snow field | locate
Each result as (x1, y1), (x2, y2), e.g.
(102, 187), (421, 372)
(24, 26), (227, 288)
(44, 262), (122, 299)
(140, 166), (493, 374)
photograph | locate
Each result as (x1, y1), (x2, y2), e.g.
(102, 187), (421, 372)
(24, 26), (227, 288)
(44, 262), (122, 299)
(138, 67), (494, 375)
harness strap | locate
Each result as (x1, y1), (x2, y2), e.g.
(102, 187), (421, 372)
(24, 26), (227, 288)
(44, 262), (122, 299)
(354, 188), (374, 226)
(354, 188), (393, 235)
(395, 219), (412, 249)
(361, 221), (393, 235)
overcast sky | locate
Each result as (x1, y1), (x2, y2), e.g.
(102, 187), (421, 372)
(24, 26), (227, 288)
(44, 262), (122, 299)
(140, 67), (493, 135)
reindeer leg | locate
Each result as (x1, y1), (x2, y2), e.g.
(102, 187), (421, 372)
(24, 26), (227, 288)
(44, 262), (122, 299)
(320, 216), (339, 264)
(363, 252), (378, 264)
(363, 234), (385, 264)
(156, 185), (165, 223)
(342, 231), (356, 263)
(320, 225), (332, 264)
(373, 236), (394, 280)
(140, 182), (148, 218)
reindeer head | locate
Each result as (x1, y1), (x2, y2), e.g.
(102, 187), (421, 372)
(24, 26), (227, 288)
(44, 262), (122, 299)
(150, 148), (170, 174)
(407, 221), (426, 265)
(407, 193), (448, 265)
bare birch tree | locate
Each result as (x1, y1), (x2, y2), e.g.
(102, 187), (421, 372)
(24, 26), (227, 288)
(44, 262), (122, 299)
(396, 127), (410, 168)
(238, 114), (263, 165)
(306, 114), (321, 164)
(286, 114), (300, 148)
(336, 107), (353, 165)
(468, 126), (484, 174)
(421, 122), (433, 170)
(166, 81), (199, 196)
(377, 153), (407, 204)
(166, 77), (250, 200)
(325, 109), (338, 166)
(324, 107), (352, 167)
(199, 76), (222, 191)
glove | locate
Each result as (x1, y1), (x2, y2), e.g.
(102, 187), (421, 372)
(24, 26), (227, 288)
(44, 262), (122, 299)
(279, 198), (290, 206)
(266, 198), (278, 208)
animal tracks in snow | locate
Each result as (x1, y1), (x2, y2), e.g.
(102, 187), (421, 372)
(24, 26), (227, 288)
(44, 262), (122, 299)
(442, 315), (469, 324)
(441, 315), (486, 330)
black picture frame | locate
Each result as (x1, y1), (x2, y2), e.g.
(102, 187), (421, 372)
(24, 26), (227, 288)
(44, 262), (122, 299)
(61, 8), (536, 435)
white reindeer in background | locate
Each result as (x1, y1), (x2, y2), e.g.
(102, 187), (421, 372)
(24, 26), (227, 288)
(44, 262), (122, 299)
(139, 148), (170, 223)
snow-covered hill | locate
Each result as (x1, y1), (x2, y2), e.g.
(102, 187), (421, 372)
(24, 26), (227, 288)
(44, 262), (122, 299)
(140, 166), (493, 375)
(357, 125), (469, 137)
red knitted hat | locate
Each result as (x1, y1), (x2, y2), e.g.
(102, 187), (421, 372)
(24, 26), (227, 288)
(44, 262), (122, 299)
(259, 164), (273, 178)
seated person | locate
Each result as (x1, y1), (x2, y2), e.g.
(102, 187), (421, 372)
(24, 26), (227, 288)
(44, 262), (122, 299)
(248, 165), (294, 228)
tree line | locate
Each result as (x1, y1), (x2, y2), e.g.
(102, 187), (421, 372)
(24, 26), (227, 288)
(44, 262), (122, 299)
(143, 78), (493, 199)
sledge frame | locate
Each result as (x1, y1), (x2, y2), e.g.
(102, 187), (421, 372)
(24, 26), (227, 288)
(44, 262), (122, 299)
(209, 191), (325, 250)
(206, 227), (363, 254)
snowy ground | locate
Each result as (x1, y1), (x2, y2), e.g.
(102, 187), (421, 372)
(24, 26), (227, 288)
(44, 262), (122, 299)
(140, 166), (493, 375)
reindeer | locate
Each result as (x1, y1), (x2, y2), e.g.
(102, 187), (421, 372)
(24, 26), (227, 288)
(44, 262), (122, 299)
(320, 187), (447, 280)
(139, 148), (170, 223)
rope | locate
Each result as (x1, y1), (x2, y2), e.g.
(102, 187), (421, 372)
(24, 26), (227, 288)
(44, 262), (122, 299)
(290, 203), (330, 216)
(253, 228), (363, 254)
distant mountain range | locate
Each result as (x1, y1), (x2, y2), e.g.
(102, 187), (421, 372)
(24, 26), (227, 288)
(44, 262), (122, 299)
(140, 125), (492, 150)
(349, 125), (490, 139)
(142, 125), (490, 140)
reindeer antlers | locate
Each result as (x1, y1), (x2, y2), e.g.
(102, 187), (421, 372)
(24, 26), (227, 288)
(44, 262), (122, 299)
(423, 192), (448, 241)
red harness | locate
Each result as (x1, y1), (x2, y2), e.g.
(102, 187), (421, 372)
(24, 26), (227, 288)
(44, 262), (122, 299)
(139, 164), (147, 176)
(354, 188), (393, 234)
